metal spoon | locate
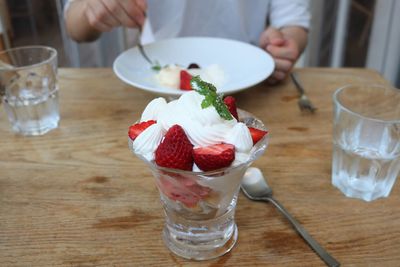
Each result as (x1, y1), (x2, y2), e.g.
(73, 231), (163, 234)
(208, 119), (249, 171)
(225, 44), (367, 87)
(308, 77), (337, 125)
(137, 42), (153, 65)
(241, 167), (340, 267)
(137, 18), (155, 66)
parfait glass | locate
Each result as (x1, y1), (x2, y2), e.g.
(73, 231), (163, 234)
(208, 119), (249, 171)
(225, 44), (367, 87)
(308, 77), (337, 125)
(130, 110), (268, 260)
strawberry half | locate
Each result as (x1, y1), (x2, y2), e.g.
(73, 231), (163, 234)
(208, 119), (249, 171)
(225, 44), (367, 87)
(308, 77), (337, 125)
(158, 175), (211, 207)
(155, 125), (194, 170)
(128, 120), (156, 141)
(179, 70), (192, 90)
(248, 127), (268, 145)
(193, 143), (235, 172)
(223, 96), (239, 120)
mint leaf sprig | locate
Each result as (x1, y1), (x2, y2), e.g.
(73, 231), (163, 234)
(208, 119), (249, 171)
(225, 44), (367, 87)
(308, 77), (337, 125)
(190, 76), (233, 120)
(151, 61), (162, 71)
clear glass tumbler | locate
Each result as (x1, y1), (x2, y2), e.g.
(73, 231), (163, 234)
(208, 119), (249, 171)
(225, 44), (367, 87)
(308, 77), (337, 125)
(131, 110), (268, 260)
(332, 84), (400, 201)
(0, 46), (59, 135)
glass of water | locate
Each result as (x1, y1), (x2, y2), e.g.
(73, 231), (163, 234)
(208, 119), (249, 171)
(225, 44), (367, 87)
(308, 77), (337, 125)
(332, 84), (400, 201)
(0, 46), (59, 136)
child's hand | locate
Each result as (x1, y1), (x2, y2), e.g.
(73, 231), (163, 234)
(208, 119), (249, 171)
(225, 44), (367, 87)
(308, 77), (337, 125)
(84, 0), (147, 32)
(259, 27), (300, 84)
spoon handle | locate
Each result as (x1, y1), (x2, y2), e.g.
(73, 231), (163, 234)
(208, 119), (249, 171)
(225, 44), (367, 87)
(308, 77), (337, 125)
(266, 196), (340, 267)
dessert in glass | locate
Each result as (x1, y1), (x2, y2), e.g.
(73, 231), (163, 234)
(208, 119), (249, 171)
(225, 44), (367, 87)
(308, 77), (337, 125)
(128, 77), (268, 260)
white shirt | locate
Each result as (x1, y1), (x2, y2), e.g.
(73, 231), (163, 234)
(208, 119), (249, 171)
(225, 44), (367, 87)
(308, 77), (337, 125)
(64, 0), (310, 67)
(144, 0), (310, 44)
(66, 0), (310, 45)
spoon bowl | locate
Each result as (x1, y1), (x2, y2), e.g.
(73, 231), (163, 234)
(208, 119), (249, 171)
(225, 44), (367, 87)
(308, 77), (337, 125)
(241, 167), (272, 200)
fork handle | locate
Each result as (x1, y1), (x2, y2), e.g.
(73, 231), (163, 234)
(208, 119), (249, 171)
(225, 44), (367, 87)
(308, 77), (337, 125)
(290, 73), (305, 95)
(264, 196), (340, 267)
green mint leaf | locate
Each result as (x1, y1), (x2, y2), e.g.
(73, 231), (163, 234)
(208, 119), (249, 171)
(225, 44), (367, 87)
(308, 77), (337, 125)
(202, 94), (214, 108)
(151, 60), (162, 71)
(191, 76), (233, 120)
(201, 100), (210, 109)
(151, 65), (161, 71)
(214, 100), (233, 120)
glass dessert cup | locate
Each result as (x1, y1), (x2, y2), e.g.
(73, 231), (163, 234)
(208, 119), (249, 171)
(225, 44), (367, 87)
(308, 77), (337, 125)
(130, 110), (268, 260)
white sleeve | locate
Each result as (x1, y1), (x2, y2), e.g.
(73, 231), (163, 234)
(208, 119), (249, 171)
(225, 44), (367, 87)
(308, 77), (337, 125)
(269, 0), (311, 30)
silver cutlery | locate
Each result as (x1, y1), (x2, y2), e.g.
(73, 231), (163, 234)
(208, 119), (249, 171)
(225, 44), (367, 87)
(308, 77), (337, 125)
(241, 167), (340, 267)
(137, 42), (154, 65)
(290, 72), (317, 113)
(137, 17), (156, 66)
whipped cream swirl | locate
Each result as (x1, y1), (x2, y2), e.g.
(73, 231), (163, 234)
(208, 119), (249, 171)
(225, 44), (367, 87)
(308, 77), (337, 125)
(131, 91), (253, 167)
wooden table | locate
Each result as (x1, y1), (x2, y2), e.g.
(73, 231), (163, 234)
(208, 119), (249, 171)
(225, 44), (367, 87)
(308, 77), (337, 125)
(1, 68), (399, 267)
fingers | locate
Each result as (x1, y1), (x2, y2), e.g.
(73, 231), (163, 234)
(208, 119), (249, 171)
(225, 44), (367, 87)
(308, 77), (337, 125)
(268, 48), (295, 82)
(118, 0), (146, 28)
(272, 70), (286, 80)
(136, 0), (147, 11)
(269, 54), (295, 82)
(98, 0), (121, 26)
(104, 0), (139, 28)
(267, 70), (288, 84)
(274, 58), (292, 73)
(269, 38), (285, 46)
(86, 2), (113, 32)
(259, 27), (285, 48)
(266, 40), (299, 82)
(260, 28), (301, 84)
(266, 43), (299, 61)
(85, 0), (146, 32)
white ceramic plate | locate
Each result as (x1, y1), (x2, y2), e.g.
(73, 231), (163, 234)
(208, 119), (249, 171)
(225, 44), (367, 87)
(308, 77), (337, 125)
(113, 37), (275, 96)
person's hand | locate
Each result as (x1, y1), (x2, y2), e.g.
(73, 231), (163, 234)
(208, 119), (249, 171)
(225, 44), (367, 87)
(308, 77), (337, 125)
(259, 27), (301, 84)
(84, 0), (147, 32)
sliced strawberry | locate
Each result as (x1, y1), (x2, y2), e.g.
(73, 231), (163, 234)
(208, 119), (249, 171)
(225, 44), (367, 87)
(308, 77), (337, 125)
(193, 143), (235, 172)
(248, 127), (268, 145)
(158, 175), (211, 208)
(223, 96), (239, 120)
(128, 120), (156, 141)
(155, 125), (194, 170)
(158, 176), (200, 207)
(179, 70), (192, 90)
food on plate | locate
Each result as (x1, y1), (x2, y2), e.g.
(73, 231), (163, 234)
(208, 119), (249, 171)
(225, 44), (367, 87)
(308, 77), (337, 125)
(154, 63), (226, 90)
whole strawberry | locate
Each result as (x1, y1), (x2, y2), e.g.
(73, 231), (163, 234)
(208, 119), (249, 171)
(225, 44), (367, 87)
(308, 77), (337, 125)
(155, 125), (194, 170)
(223, 96), (239, 120)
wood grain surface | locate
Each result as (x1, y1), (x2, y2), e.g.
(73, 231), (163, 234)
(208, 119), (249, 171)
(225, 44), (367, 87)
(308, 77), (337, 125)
(0, 68), (399, 267)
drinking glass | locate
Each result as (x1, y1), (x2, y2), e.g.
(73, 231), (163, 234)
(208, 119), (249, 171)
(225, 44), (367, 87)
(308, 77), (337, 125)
(0, 46), (59, 135)
(332, 84), (400, 201)
(130, 110), (268, 260)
